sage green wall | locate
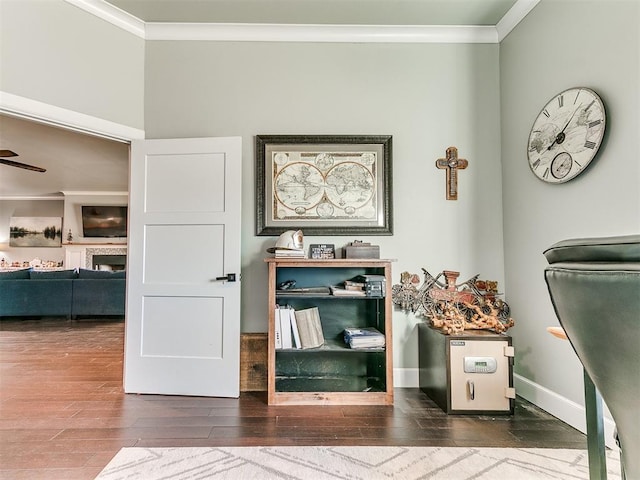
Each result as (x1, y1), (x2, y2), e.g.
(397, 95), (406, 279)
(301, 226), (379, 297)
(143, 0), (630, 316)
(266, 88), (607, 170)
(0, 0), (144, 129)
(143, 41), (504, 371)
(500, 0), (640, 414)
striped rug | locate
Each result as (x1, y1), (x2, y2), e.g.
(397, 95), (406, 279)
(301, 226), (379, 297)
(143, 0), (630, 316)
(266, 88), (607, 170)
(95, 446), (622, 479)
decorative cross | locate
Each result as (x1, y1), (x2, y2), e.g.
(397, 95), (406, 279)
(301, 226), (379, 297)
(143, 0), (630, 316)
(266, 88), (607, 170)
(436, 146), (468, 200)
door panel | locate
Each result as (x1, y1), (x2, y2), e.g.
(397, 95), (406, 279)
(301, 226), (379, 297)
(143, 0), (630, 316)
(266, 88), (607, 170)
(145, 153), (226, 213)
(125, 136), (241, 398)
(143, 224), (224, 284)
(141, 296), (223, 358)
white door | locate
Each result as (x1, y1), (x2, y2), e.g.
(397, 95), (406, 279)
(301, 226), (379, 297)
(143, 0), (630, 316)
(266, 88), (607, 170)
(124, 137), (242, 397)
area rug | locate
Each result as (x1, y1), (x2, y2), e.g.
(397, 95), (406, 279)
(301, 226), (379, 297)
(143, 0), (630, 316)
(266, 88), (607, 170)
(95, 446), (622, 480)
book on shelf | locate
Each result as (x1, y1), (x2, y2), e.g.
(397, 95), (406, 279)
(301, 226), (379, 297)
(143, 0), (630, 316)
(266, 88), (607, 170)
(277, 286), (331, 295)
(343, 327), (385, 349)
(274, 248), (306, 258)
(329, 285), (366, 296)
(293, 307), (325, 349)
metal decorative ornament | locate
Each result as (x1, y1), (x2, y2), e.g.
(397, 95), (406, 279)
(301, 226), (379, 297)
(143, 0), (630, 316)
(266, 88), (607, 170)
(392, 269), (514, 334)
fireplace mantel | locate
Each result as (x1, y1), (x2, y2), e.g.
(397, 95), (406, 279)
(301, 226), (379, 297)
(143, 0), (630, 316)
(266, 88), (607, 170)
(64, 244), (128, 270)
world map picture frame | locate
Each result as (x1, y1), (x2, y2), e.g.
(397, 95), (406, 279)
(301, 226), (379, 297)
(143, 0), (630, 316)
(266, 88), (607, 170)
(255, 135), (393, 236)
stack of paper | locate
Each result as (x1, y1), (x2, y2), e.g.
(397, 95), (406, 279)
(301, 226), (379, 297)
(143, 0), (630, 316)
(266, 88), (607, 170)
(343, 327), (385, 349)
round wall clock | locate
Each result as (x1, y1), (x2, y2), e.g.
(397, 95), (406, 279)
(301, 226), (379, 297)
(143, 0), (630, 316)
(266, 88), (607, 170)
(527, 87), (606, 183)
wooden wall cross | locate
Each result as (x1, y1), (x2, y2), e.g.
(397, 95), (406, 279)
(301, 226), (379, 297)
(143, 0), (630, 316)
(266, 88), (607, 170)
(436, 146), (468, 200)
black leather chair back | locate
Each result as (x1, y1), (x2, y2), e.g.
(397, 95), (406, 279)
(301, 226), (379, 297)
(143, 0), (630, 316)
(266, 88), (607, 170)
(544, 235), (640, 480)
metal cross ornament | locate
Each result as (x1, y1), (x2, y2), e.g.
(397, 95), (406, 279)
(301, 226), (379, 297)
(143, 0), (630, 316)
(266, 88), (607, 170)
(436, 146), (468, 200)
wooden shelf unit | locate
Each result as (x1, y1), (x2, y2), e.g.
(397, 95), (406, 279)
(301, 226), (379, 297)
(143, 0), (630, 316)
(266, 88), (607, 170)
(265, 258), (394, 406)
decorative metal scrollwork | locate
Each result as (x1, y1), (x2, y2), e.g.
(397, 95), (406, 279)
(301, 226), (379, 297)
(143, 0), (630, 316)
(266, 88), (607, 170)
(392, 269), (514, 334)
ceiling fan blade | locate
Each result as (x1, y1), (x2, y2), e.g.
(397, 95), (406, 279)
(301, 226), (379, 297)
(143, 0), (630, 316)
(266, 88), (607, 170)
(0, 149), (19, 158)
(0, 158), (47, 173)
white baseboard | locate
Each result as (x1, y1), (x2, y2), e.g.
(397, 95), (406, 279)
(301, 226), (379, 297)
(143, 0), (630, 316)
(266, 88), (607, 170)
(394, 368), (617, 449)
(514, 373), (617, 449)
(393, 367), (419, 388)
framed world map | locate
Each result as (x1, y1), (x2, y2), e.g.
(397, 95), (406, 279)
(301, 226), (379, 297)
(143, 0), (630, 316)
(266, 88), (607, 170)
(256, 135), (393, 236)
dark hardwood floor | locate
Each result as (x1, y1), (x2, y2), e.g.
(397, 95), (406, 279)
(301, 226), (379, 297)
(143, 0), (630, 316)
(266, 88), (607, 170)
(0, 318), (586, 480)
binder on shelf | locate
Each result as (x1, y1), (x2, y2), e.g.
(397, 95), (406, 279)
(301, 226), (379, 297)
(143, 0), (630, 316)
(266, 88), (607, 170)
(288, 306), (302, 349)
(293, 307), (325, 349)
(274, 305), (282, 349)
(280, 305), (293, 349)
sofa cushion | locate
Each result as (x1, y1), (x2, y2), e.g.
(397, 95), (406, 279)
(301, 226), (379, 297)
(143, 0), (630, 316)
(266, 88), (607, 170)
(72, 278), (126, 316)
(78, 269), (126, 279)
(30, 269), (78, 279)
(0, 269), (31, 280)
(0, 279), (73, 317)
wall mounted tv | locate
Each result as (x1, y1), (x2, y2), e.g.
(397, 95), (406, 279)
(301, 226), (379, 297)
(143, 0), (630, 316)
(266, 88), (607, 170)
(81, 206), (128, 238)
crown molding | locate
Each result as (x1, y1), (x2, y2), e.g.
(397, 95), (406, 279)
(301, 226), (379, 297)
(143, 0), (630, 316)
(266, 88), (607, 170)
(496, 0), (541, 41)
(146, 22), (498, 43)
(0, 195), (64, 201)
(64, 0), (145, 37)
(66, 0), (538, 44)
(60, 191), (129, 196)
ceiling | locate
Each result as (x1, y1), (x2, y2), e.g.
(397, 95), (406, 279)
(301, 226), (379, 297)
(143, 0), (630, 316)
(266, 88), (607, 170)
(0, 0), (520, 198)
(104, 0), (519, 26)
(0, 114), (129, 197)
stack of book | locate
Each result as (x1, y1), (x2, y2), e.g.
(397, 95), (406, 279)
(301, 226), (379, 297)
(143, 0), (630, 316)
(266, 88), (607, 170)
(329, 285), (366, 296)
(273, 248), (305, 258)
(329, 280), (366, 296)
(343, 327), (385, 349)
(275, 305), (324, 349)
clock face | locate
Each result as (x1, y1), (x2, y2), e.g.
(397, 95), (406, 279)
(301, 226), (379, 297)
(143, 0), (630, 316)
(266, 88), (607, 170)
(527, 87), (606, 183)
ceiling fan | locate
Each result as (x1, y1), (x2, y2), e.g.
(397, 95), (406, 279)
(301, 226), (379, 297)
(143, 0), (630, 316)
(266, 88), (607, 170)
(0, 149), (46, 172)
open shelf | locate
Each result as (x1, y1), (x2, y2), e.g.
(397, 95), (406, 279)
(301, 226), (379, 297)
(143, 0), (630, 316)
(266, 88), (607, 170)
(266, 258), (394, 405)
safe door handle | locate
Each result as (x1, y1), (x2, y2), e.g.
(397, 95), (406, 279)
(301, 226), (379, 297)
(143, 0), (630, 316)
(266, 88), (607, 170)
(215, 273), (237, 282)
(467, 380), (475, 400)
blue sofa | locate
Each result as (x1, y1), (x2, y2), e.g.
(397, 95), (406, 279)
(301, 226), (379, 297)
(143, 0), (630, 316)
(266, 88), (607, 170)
(0, 268), (125, 318)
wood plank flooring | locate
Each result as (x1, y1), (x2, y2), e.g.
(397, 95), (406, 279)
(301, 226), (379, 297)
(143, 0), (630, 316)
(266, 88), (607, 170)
(0, 318), (587, 480)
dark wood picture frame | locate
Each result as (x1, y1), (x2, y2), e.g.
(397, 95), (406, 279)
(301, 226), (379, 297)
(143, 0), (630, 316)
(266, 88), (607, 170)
(256, 135), (393, 236)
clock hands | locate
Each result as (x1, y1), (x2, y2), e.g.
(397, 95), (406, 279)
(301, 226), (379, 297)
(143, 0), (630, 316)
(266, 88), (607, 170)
(546, 103), (583, 151)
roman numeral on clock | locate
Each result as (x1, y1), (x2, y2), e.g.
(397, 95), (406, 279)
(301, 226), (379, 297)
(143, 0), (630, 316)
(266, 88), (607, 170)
(584, 140), (596, 149)
(588, 119), (602, 128)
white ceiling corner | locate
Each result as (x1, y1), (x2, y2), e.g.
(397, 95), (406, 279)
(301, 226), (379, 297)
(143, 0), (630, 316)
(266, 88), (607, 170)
(65, 0), (539, 43)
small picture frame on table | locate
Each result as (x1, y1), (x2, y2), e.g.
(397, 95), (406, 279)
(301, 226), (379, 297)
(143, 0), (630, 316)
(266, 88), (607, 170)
(309, 244), (336, 259)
